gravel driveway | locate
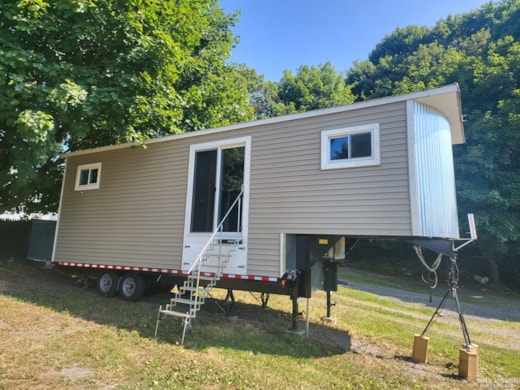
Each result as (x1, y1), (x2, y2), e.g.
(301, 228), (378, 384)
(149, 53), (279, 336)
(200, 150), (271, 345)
(344, 276), (520, 322)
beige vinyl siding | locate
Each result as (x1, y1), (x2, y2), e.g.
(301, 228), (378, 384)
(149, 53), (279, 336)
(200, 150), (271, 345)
(55, 130), (249, 269)
(55, 140), (191, 269)
(245, 101), (410, 276)
(55, 101), (411, 278)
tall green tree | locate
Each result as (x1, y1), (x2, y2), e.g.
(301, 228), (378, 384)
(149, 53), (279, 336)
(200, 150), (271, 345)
(0, 0), (253, 214)
(346, 0), (520, 286)
(234, 64), (286, 120)
(234, 62), (354, 120)
(278, 62), (355, 113)
(454, 36), (520, 285)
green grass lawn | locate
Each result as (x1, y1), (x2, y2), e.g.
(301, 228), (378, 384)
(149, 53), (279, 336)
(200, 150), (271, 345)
(1, 258), (518, 389)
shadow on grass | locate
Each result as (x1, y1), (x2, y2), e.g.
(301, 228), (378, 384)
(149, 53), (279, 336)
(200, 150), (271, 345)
(163, 299), (352, 357)
(1, 259), (350, 358)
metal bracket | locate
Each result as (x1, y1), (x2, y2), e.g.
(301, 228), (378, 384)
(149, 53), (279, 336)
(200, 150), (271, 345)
(454, 214), (478, 252)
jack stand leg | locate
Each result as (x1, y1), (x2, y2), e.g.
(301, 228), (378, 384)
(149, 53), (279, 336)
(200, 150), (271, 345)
(261, 292), (270, 308)
(290, 288), (299, 331)
(326, 290), (336, 318)
(455, 282), (479, 381)
(415, 253), (476, 377)
(421, 288), (450, 337)
(224, 289), (235, 316)
(413, 288), (450, 364)
(448, 254), (473, 348)
(452, 285), (472, 347)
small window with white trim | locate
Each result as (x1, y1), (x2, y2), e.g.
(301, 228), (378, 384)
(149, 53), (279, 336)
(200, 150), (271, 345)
(75, 163), (101, 190)
(321, 124), (380, 169)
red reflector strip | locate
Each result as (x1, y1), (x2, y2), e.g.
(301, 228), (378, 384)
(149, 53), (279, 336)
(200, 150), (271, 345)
(54, 261), (278, 282)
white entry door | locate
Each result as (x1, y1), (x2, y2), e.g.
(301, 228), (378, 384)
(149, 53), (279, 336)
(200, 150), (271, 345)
(182, 137), (250, 275)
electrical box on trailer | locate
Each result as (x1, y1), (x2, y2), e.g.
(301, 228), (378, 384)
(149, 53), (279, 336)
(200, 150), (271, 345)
(285, 234), (346, 298)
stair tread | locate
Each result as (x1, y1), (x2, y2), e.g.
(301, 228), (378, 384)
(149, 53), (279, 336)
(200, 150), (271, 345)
(181, 286), (208, 292)
(191, 275), (220, 281)
(203, 254), (232, 258)
(199, 264), (225, 270)
(160, 309), (190, 319)
(171, 297), (204, 305)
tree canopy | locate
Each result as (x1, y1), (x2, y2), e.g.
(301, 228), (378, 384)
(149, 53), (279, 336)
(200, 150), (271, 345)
(236, 62), (354, 120)
(277, 62), (355, 113)
(346, 0), (520, 286)
(0, 0), (253, 213)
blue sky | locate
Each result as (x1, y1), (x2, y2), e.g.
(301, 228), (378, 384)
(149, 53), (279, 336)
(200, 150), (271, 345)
(220, 0), (493, 81)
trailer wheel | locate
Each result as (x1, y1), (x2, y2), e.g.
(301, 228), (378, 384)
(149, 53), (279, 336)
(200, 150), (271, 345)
(119, 274), (146, 301)
(96, 272), (120, 297)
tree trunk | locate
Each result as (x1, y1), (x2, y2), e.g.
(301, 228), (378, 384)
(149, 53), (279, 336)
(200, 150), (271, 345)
(487, 256), (501, 287)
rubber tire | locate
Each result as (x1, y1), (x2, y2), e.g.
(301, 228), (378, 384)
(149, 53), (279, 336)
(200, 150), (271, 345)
(119, 274), (146, 301)
(96, 272), (120, 297)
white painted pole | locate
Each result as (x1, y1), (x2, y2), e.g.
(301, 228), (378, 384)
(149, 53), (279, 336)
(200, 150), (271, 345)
(306, 298), (310, 338)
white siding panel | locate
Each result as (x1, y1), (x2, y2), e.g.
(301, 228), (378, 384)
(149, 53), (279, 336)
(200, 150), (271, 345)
(412, 102), (460, 238)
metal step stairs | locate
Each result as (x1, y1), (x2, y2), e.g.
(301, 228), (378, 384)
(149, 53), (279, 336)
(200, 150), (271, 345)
(155, 241), (236, 344)
(154, 188), (244, 345)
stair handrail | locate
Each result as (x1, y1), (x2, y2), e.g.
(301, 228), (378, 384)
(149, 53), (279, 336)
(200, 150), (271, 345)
(157, 187), (244, 345)
(186, 187), (244, 322)
(187, 186), (244, 276)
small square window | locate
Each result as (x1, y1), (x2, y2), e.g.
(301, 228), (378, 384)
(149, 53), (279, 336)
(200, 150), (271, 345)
(75, 163), (102, 190)
(321, 124), (380, 169)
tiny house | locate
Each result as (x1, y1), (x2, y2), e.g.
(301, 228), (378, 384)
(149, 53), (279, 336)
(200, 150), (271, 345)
(52, 84), (466, 320)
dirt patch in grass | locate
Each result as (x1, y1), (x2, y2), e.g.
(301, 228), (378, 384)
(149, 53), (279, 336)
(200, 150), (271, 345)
(48, 366), (95, 380)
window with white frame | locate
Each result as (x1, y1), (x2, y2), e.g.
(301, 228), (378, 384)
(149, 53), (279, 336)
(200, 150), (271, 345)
(321, 124), (380, 169)
(75, 162), (102, 190)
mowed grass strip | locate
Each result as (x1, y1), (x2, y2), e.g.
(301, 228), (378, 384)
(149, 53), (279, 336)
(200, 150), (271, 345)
(0, 258), (518, 389)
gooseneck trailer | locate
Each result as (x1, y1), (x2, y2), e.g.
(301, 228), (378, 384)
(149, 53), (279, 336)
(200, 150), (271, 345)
(52, 84), (471, 338)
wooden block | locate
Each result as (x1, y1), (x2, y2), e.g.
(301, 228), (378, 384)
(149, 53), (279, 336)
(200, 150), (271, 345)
(412, 334), (429, 363)
(459, 346), (478, 381)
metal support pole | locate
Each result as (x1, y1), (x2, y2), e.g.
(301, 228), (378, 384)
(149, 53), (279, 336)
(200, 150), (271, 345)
(326, 290), (334, 318)
(224, 288), (235, 317)
(453, 287), (472, 347)
(305, 298), (310, 338)
(237, 198), (241, 233)
(260, 292), (270, 308)
(421, 288), (450, 337)
(290, 286), (299, 330)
